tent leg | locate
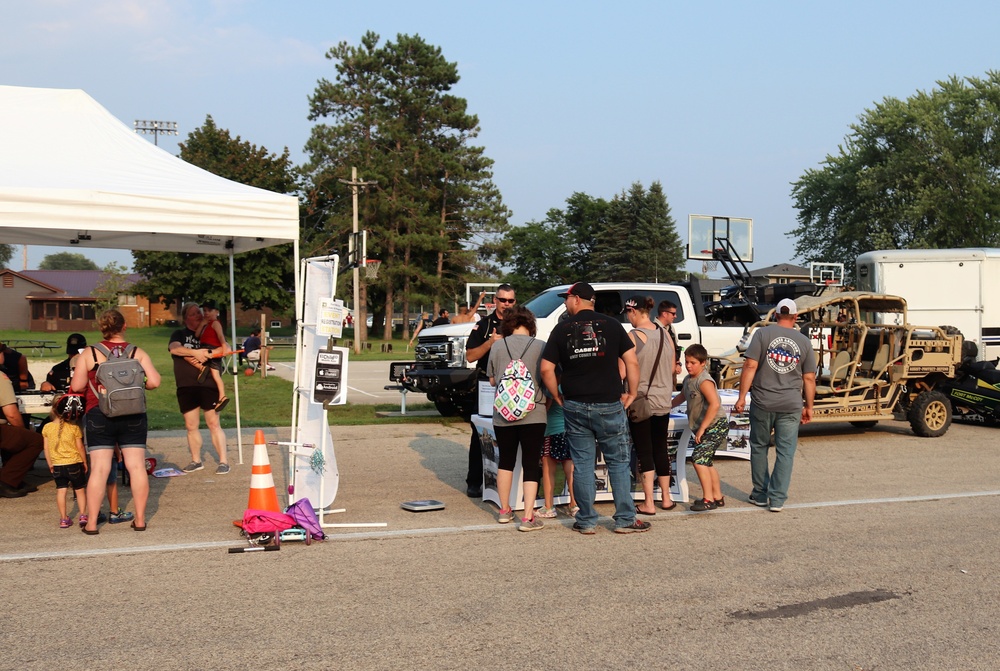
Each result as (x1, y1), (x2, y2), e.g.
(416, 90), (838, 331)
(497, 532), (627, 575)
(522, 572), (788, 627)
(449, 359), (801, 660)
(228, 251), (243, 465)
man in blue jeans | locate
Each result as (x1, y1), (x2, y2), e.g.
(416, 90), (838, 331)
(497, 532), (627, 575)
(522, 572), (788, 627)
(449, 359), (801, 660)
(540, 282), (649, 534)
(734, 298), (816, 512)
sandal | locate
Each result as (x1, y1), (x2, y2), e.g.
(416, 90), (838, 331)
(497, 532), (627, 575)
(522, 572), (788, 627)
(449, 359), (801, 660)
(214, 396), (230, 413)
(535, 506), (558, 519)
(81, 526), (99, 535)
(567, 505), (580, 517)
(635, 505), (657, 516)
(59, 517), (72, 529)
(660, 501), (677, 511)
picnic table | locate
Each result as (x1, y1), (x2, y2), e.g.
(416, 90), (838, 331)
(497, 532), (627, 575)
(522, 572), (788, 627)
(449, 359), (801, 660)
(4, 339), (60, 356)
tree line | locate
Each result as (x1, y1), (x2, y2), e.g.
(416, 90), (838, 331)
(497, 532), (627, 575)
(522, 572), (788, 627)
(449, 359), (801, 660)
(19, 34), (993, 332)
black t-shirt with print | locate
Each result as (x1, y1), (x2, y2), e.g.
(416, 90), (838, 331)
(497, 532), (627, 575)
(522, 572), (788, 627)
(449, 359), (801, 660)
(542, 309), (634, 403)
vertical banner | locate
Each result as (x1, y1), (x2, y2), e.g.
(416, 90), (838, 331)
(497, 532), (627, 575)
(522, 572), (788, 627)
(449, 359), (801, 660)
(291, 259), (342, 507)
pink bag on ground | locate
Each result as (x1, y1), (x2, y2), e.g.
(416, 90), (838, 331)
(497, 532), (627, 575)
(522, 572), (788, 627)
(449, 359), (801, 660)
(241, 509), (296, 534)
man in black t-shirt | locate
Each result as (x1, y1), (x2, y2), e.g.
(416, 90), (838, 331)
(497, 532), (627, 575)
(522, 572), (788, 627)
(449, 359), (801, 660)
(168, 302), (230, 476)
(41, 333), (87, 393)
(431, 309), (451, 326)
(541, 282), (649, 534)
(463, 283), (516, 497)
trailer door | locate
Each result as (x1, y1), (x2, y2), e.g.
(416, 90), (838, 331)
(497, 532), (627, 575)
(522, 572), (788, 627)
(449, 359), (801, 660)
(880, 259), (982, 353)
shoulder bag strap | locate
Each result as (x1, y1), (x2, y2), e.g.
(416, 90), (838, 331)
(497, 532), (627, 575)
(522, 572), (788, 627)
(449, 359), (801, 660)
(643, 328), (666, 396)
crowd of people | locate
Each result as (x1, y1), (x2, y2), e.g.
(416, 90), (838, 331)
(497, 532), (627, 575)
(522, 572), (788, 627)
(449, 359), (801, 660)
(467, 282), (814, 532)
(1, 285), (816, 535)
(0, 301), (265, 531)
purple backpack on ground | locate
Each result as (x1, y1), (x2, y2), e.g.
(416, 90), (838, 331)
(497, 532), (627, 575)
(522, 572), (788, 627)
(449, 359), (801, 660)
(286, 498), (326, 541)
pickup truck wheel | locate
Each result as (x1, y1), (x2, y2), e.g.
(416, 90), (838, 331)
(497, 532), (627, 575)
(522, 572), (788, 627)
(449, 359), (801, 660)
(908, 390), (952, 437)
(849, 420), (878, 429)
(433, 398), (461, 418)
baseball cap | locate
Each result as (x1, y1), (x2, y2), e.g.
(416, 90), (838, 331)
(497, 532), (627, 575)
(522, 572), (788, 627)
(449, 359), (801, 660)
(557, 282), (596, 301)
(201, 299), (218, 311)
(776, 298), (798, 315)
(65, 333), (87, 356)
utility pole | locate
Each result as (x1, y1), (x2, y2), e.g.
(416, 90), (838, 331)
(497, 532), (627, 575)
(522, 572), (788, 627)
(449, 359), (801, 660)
(338, 167), (377, 355)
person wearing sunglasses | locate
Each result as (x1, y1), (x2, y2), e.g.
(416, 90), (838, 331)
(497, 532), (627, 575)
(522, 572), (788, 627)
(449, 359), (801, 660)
(464, 283), (516, 498)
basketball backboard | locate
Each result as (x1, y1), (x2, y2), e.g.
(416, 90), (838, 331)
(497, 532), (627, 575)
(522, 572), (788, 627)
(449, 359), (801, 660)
(687, 215), (753, 263)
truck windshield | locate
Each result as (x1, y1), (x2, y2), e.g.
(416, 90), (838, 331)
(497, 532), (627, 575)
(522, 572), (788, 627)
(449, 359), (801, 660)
(522, 289), (564, 318)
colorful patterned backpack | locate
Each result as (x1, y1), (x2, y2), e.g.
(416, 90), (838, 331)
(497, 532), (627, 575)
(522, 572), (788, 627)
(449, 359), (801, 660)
(493, 338), (537, 422)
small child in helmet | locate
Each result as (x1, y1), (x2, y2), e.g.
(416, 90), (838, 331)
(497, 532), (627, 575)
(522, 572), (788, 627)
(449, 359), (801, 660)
(42, 394), (89, 529)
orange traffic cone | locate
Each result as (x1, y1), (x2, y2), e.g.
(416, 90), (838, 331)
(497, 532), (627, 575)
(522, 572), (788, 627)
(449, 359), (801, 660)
(247, 430), (281, 512)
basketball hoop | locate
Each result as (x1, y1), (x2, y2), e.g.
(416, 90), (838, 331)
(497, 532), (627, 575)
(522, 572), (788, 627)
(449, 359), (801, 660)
(702, 260), (718, 273)
(363, 259), (381, 280)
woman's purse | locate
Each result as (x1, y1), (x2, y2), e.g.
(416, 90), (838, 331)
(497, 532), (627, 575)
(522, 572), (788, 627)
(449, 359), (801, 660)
(628, 327), (665, 423)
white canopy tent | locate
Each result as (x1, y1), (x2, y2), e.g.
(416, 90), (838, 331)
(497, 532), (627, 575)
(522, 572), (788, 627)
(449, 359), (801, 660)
(0, 85), (301, 461)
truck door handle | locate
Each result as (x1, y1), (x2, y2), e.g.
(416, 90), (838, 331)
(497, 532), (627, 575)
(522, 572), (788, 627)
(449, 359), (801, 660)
(678, 333), (692, 340)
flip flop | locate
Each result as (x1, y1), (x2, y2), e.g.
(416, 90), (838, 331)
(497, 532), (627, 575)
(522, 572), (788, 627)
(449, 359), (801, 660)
(131, 521), (147, 532)
(81, 527), (99, 535)
(660, 501), (677, 511)
(214, 396), (230, 413)
(635, 506), (657, 516)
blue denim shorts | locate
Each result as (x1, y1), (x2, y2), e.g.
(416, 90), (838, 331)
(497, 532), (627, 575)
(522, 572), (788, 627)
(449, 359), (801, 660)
(84, 409), (148, 450)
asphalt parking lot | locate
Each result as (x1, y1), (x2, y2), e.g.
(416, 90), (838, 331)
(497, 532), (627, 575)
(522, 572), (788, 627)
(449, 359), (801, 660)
(2, 417), (999, 669)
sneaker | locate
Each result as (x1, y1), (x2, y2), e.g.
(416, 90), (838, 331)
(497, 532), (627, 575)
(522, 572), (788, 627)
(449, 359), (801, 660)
(769, 505), (784, 512)
(182, 461), (204, 473)
(749, 495), (768, 507)
(109, 508), (134, 524)
(216, 463), (231, 475)
(572, 522), (596, 535)
(497, 508), (514, 524)
(690, 498), (719, 512)
(59, 517), (73, 529)
(266, 365), (276, 371)
(518, 516), (544, 532)
(535, 506), (557, 519)
(614, 519), (652, 534)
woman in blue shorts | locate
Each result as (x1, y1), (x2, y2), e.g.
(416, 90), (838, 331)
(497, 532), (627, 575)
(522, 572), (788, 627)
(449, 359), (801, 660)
(71, 310), (161, 534)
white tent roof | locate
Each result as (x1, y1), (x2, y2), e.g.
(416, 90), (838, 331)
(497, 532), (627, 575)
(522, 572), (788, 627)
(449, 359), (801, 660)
(0, 85), (299, 254)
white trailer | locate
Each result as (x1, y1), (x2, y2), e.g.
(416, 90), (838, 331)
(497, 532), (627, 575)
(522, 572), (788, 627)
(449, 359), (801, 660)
(856, 248), (1000, 360)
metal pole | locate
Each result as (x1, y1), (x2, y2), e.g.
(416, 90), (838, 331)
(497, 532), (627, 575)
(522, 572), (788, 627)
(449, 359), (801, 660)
(352, 167), (361, 355)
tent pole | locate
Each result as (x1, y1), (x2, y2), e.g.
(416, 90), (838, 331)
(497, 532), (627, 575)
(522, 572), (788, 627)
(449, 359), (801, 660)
(229, 251), (243, 465)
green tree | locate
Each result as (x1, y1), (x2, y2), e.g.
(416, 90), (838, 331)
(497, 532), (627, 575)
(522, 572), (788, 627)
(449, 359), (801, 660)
(500, 192), (609, 294)
(132, 116), (298, 313)
(39, 252), (99, 270)
(303, 32), (510, 339)
(592, 181), (685, 282)
(0, 244), (14, 268)
(92, 262), (132, 313)
(791, 72), (1000, 275)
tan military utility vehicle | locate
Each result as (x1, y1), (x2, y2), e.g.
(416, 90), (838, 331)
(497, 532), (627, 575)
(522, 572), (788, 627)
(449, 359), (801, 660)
(713, 292), (963, 437)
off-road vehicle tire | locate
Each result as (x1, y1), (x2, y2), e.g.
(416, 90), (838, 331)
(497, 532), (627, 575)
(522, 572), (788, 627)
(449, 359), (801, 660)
(908, 390), (952, 437)
(849, 420), (878, 429)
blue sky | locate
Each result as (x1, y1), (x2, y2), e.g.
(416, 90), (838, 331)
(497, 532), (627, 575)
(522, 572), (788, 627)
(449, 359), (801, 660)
(3, 0), (998, 278)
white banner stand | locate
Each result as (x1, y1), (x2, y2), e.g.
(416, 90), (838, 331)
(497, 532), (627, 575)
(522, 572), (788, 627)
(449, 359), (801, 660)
(290, 254), (386, 530)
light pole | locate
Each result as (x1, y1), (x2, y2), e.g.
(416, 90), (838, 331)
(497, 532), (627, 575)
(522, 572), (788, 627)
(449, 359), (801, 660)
(338, 167), (377, 355)
(134, 119), (178, 146)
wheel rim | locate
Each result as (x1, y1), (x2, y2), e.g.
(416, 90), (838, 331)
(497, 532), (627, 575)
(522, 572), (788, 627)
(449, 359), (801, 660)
(925, 400), (948, 431)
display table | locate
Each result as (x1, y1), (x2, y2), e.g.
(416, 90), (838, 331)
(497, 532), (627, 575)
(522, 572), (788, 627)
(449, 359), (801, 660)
(472, 390), (751, 511)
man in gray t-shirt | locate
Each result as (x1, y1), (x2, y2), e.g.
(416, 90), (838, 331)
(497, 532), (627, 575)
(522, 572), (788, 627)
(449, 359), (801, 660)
(734, 298), (816, 512)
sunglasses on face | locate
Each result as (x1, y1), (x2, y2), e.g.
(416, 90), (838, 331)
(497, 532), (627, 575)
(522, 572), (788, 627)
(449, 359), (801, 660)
(495, 297), (516, 304)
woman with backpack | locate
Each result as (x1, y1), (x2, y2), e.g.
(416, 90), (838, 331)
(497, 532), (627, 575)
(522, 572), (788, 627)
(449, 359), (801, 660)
(71, 309), (161, 535)
(486, 305), (547, 532)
